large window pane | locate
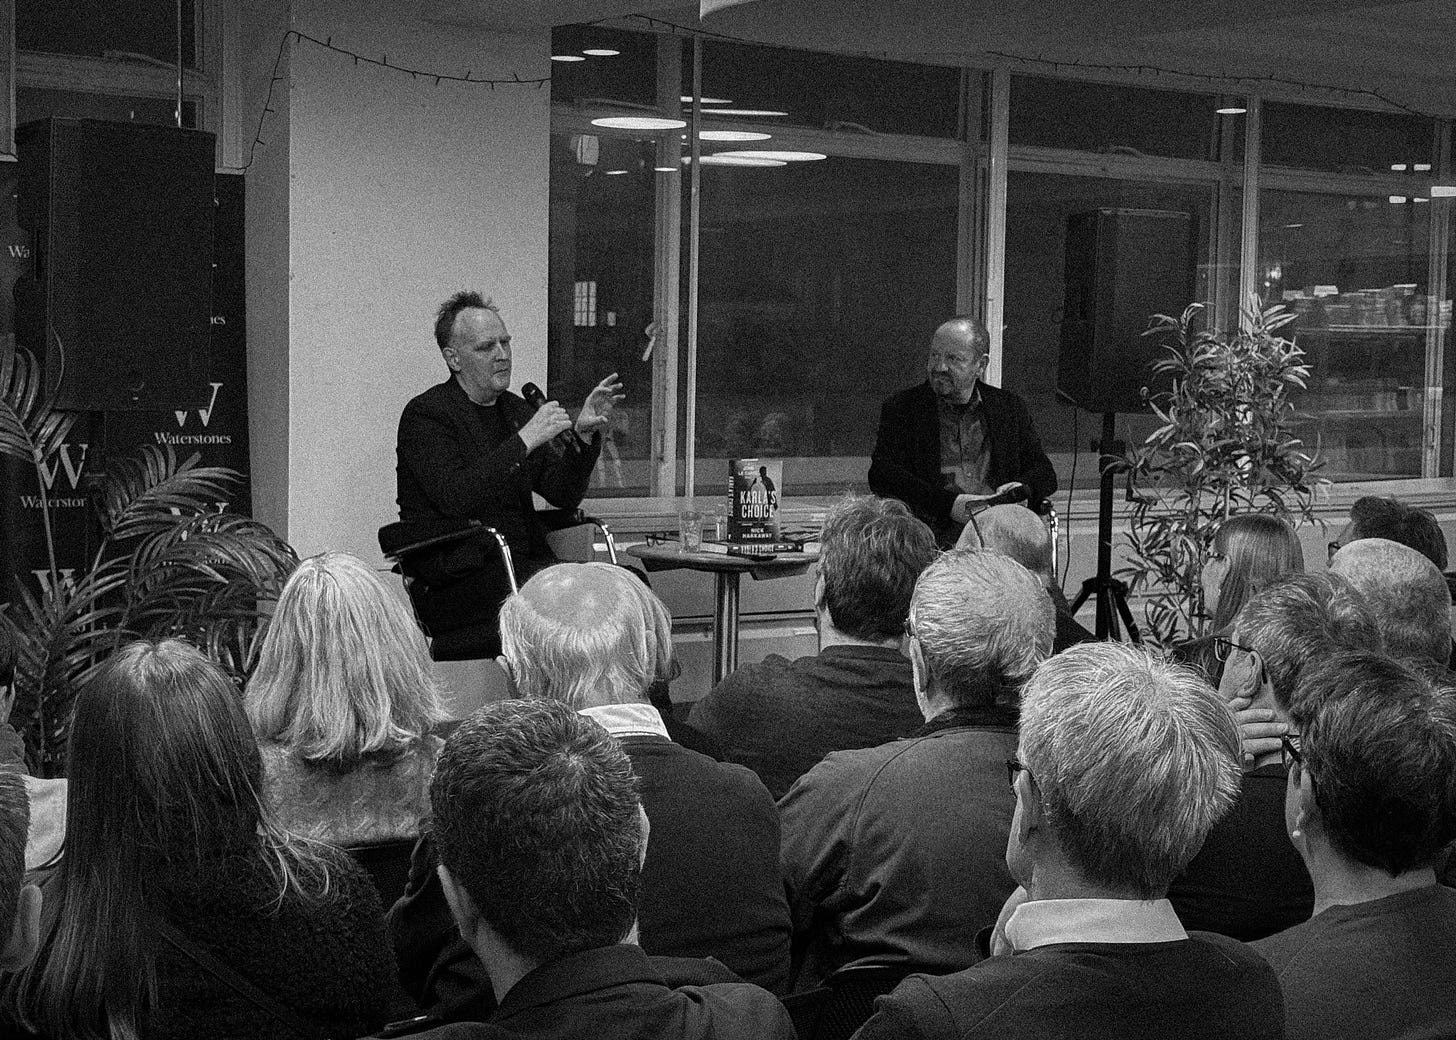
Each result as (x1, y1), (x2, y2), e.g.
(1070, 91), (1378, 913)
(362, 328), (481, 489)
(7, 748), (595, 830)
(1010, 76), (1224, 161)
(547, 133), (661, 496)
(1262, 102), (1436, 175)
(690, 157), (959, 496)
(18, 0), (198, 68)
(1260, 189), (1448, 479)
(548, 25), (657, 110)
(1003, 172), (1216, 492)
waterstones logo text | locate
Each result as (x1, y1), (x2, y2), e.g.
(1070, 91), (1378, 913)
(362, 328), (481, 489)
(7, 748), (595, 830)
(157, 382), (232, 445)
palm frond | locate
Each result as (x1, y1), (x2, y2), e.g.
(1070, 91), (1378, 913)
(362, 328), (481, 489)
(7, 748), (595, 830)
(99, 444), (243, 542)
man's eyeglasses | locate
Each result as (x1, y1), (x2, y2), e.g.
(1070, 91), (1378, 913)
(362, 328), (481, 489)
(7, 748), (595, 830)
(1280, 733), (1303, 771)
(1006, 757), (1031, 789)
(1215, 637), (1270, 701)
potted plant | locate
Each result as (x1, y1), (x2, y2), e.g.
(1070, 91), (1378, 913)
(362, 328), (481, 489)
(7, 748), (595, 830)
(1119, 297), (1327, 647)
(1, 335), (297, 775)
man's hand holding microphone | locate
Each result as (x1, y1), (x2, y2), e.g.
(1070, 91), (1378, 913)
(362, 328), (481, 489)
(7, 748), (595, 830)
(517, 373), (625, 454)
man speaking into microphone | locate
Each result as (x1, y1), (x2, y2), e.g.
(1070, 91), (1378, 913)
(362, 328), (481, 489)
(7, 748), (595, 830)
(395, 290), (623, 656)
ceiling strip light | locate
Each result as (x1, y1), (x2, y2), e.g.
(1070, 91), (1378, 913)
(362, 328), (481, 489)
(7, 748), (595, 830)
(714, 149), (828, 161)
(591, 116), (689, 130)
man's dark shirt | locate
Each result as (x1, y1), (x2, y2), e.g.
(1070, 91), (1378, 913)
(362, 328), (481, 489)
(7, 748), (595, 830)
(686, 644), (920, 800)
(373, 945), (794, 1040)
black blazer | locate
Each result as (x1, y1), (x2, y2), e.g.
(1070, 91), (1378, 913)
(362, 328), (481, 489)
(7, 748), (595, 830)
(395, 378), (600, 563)
(868, 380), (1056, 543)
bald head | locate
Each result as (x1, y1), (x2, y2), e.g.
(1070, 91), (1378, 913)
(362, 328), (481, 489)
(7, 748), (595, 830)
(927, 317), (989, 405)
(498, 562), (658, 709)
(955, 504), (1053, 582)
(1330, 538), (1451, 666)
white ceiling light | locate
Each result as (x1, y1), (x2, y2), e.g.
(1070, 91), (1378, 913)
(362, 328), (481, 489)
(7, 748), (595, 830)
(683, 155), (787, 167)
(704, 108), (789, 117)
(714, 149), (828, 161)
(654, 166), (678, 173)
(1430, 185), (1456, 197)
(1415, 163), (1433, 172)
(604, 169), (629, 175)
(1215, 106), (1246, 115)
(681, 96), (733, 105)
(1390, 195), (1408, 204)
(1391, 163), (1409, 171)
(551, 55), (586, 62)
(591, 116), (689, 130)
(698, 130), (773, 142)
(582, 48), (620, 56)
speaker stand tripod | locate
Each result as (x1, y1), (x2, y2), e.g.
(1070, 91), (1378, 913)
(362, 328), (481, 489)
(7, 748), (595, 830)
(1069, 412), (1141, 643)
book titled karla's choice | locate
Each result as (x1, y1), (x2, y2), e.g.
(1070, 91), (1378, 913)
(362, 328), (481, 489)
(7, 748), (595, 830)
(728, 458), (782, 543)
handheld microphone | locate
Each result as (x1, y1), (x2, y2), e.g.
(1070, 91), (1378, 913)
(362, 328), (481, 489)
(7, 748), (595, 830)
(521, 382), (580, 453)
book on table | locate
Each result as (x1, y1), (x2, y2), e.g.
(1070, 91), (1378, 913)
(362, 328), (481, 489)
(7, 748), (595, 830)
(727, 458), (782, 545)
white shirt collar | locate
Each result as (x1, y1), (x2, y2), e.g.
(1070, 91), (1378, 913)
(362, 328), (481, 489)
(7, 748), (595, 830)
(1005, 898), (1187, 952)
(579, 702), (671, 740)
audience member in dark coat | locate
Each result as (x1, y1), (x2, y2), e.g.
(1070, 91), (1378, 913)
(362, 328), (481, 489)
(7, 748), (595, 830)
(391, 564), (790, 1010)
(689, 496), (938, 799)
(781, 549), (1053, 984)
(1252, 652), (1456, 1040)
(378, 700), (793, 1040)
(1169, 573), (1381, 940)
(857, 643), (1281, 1040)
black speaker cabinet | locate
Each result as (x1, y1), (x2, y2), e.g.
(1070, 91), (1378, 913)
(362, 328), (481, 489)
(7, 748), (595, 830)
(17, 118), (214, 411)
(1057, 208), (1194, 415)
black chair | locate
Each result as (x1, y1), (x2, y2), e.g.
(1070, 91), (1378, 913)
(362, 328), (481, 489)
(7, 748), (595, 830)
(798, 964), (926, 1040)
(379, 511), (620, 662)
(345, 838), (418, 908)
(780, 986), (831, 1040)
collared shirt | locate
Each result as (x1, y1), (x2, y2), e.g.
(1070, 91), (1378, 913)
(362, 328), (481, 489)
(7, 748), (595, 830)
(937, 385), (994, 496)
(580, 701), (671, 740)
(1005, 897), (1188, 952)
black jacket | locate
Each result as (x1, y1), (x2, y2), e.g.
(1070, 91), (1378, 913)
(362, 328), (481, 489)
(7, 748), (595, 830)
(868, 380), (1056, 544)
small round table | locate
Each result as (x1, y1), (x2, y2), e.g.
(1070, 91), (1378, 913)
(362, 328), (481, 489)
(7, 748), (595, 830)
(627, 543), (819, 685)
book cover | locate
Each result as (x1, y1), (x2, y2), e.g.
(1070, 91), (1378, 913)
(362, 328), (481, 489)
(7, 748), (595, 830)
(728, 458), (782, 543)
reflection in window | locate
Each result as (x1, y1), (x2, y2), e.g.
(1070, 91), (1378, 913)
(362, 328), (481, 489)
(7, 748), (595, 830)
(16, 89), (200, 129)
(18, 0), (198, 68)
(1010, 76), (1224, 161)
(690, 157), (958, 495)
(1260, 190), (1450, 479)
(1261, 102), (1435, 175)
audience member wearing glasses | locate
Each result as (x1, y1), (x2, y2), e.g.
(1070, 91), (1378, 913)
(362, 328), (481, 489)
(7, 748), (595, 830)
(1168, 573), (1382, 941)
(0, 640), (408, 1040)
(854, 642), (1282, 1040)
(1178, 513), (1305, 684)
(1253, 651), (1456, 1040)
(779, 549), (1054, 986)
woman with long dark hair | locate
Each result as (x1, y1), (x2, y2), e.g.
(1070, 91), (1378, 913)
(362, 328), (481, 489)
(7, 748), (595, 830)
(1, 639), (407, 1040)
(1183, 513), (1305, 680)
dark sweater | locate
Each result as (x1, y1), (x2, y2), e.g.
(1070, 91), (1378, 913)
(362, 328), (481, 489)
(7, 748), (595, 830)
(1168, 762), (1313, 940)
(1254, 884), (1456, 1040)
(686, 644), (920, 800)
(854, 932), (1284, 1040)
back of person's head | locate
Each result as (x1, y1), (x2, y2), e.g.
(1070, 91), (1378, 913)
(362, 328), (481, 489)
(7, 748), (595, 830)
(1018, 642), (1241, 896)
(1235, 572), (1382, 707)
(1289, 651), (1456, 876)
(616, 570), (677, 700)
(1329, 538), (1451, 667)
(818, 495), (938, 642)
(954, 504), (1053, 583)
(247, 551), (446, 765)
(0, 773), (39, 971)
(7, 639), (330, 1040)
(499, 562), (656, 708)
(430, 699), (642, 964)
(1208, 513), (1304, 631)
(1349, 495), (1448, 571)
(909, 548), (1054, 707)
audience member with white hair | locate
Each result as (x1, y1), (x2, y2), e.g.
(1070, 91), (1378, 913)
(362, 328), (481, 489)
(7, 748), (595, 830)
(1169, 572), (1382, 941)
(780, 548), (1054, 984)
(1328, 537), (1452, 669)
(1254, 651), (1456, 1040)
(954, 503), (1094, 650)
(246, 550), (448, 847)
(855, 642), (1283, 1040)
(390, 562), (790, 1014)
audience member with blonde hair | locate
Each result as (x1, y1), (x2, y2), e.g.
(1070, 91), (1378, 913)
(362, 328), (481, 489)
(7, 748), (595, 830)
(247, 551), (447, 846)
(1, 639), (406, 1040)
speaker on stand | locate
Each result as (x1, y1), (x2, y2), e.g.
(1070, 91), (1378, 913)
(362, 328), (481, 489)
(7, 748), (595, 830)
(1057, 208), (1194, 640)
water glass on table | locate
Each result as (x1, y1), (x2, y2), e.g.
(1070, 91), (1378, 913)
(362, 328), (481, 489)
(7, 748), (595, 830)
(678, 509), (705, 552)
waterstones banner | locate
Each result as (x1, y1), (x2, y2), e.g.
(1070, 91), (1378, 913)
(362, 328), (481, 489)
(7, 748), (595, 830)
(0, 170), (251, 607)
